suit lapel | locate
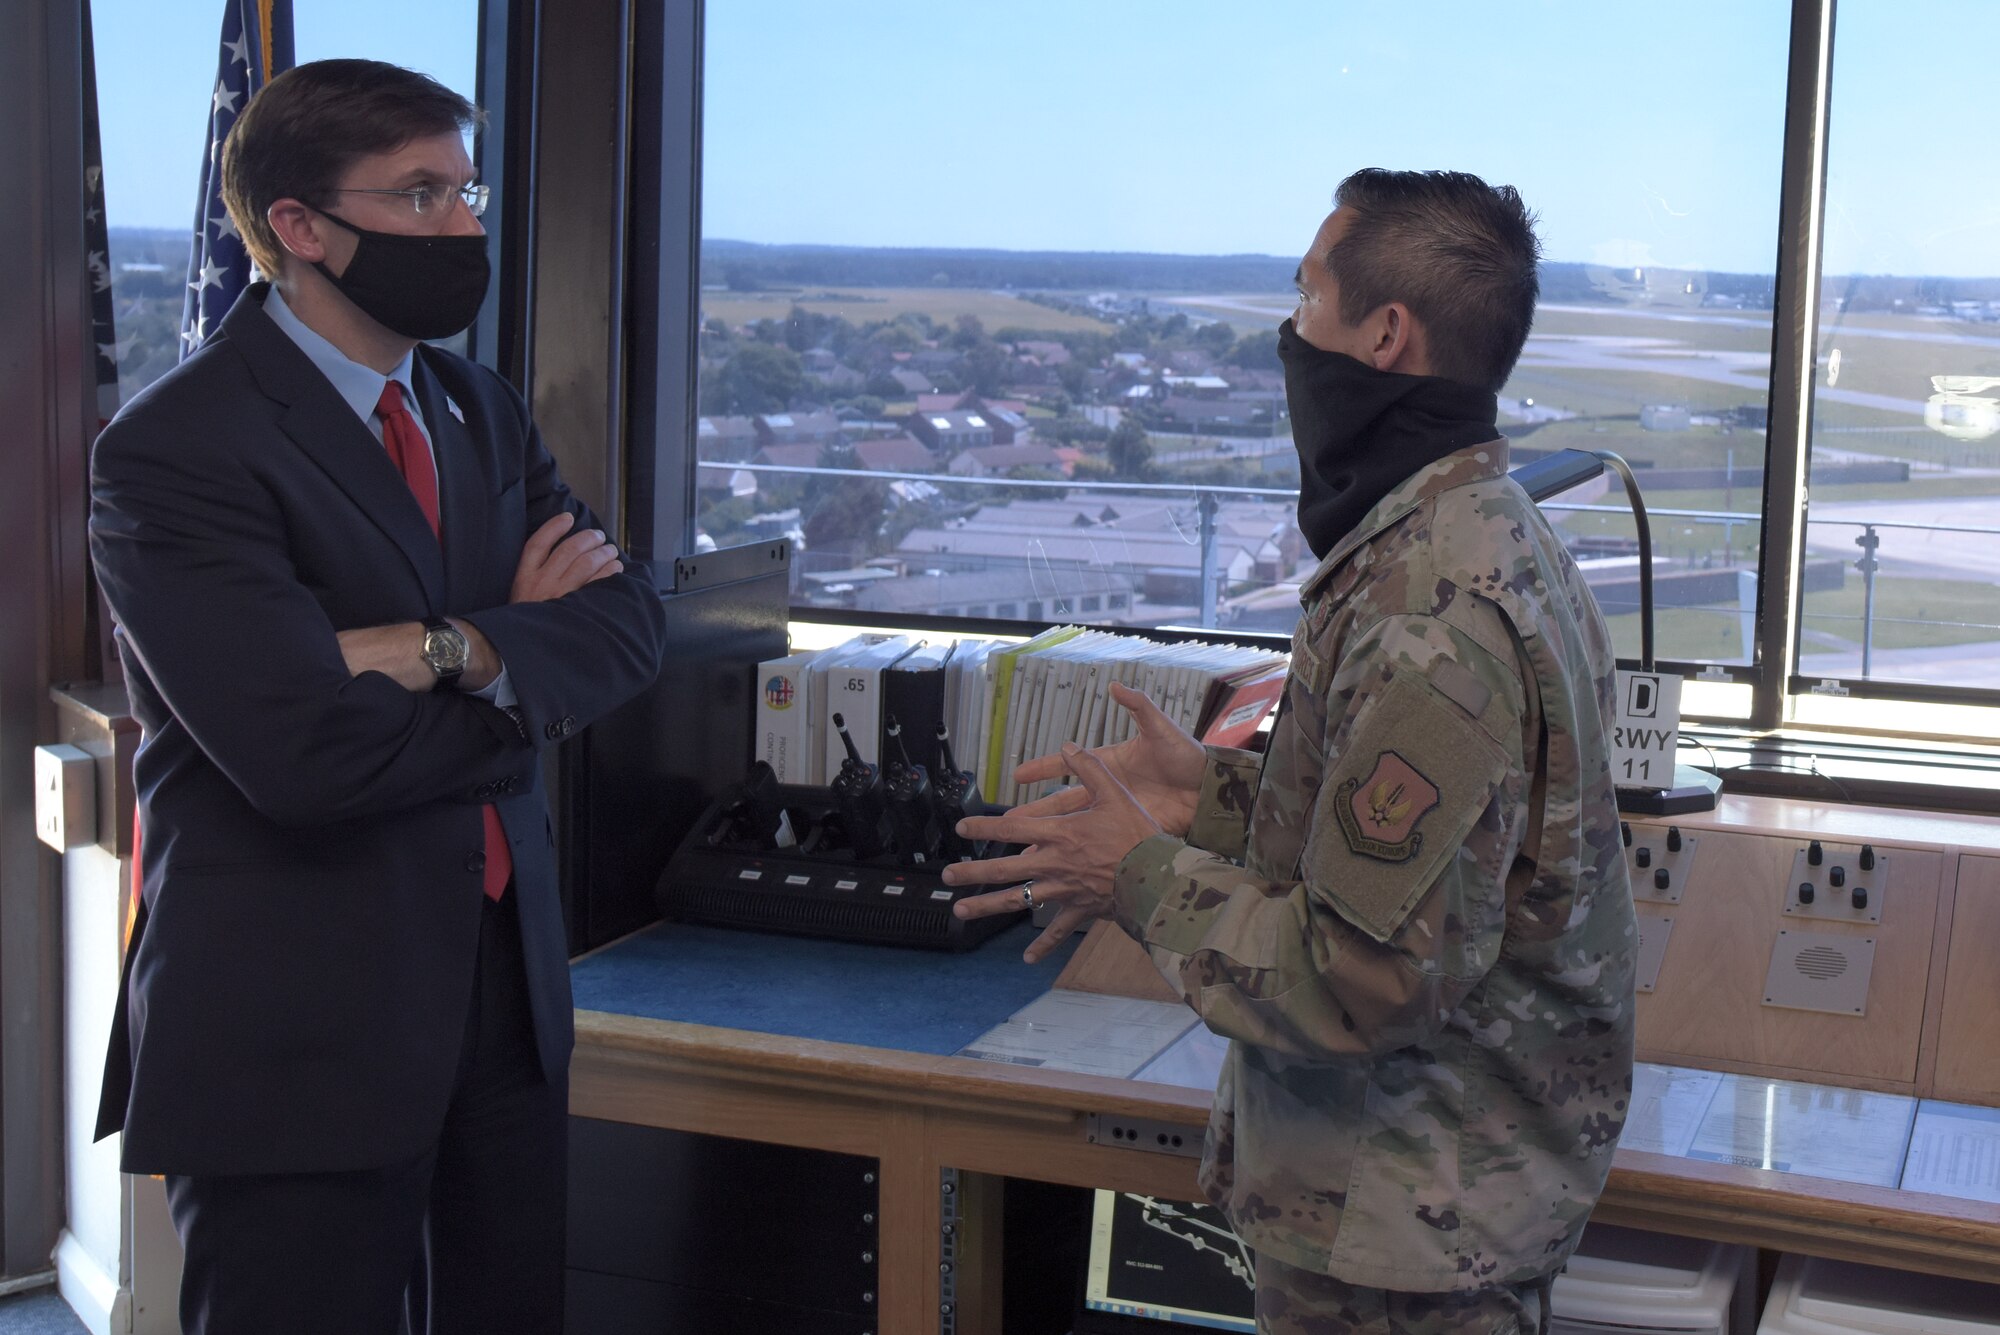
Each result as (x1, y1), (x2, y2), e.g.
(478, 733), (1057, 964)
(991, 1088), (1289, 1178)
(223, 288), (445, 606)
(413, 349), (491, 608)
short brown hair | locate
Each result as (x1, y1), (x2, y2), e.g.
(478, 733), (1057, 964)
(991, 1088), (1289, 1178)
(220, 59), (484, 278)
(1325, 169), (1541, 393)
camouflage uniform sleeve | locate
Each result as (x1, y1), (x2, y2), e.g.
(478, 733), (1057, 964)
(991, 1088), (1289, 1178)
(1184, 744), (1262, 863)
(1110, 613), (1529, 1062)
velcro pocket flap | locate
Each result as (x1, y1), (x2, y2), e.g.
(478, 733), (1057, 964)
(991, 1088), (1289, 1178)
(1305, 669), (1510, 944)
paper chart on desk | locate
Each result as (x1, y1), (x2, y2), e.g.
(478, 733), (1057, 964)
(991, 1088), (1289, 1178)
(1621, 1064), (1724, 1158)
(957, 989), (1196, 1079)
(1132, 1020), (1231, 1092)
(1901, 1101), (2000, 1203)
(1684, 1073), (1916, 1187)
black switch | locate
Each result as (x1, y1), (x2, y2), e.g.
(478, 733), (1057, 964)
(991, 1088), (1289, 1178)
(1667, 827), (1683, 853)
(1621, 822), (1632, 848)
(1860, 845), (1876, 871)
(1654, 867), (1671, 892)
(1829, 866), (1846, 889)
(1807, 840), (1823, 866)
(1852, 886), (1869, 910)
(1798, 882), (1815, 905)
(1635, 847), (1651, 868)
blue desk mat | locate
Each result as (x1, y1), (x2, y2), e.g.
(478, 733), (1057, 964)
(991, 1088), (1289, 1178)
(570, 921), (1076, 1056)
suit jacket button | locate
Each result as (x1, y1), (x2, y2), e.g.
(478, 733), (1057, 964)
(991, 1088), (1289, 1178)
(466, 851), (487, 873)
(560, 716), (577, 735)
(544, 721), (562, 740)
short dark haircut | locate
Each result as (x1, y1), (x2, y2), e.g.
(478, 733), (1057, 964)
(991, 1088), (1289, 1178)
(1323, 168), (1541, 392)
(221, 59), (484, 278)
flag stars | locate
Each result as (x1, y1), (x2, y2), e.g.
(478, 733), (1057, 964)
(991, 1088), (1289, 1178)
(181, 315), (210, 349)
(224, 31), (251, 67)
(210, 212), (240, 241)
(213, 80), (241, 117)
(190, 258), (227, 293)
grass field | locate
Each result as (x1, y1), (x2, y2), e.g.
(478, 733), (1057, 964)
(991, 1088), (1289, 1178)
(1596, 574), (2000, 663)
(699, 286), (1113, 335)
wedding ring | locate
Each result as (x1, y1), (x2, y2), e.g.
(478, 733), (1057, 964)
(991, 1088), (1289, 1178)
(1021, 882), (1037, 910)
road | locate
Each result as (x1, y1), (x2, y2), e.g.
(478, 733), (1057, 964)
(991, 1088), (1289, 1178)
(1804, 495), (2000, 582)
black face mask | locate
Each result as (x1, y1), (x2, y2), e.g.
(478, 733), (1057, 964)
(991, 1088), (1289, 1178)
(1278, 317), (1499, 560)
(312, 211), (490, 341)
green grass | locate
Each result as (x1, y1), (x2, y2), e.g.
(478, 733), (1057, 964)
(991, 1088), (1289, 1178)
(1598, 575), (2000, 663)
(1803, 575), (2000, 650)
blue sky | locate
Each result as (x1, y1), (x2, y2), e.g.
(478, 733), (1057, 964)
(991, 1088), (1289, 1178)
(94, 1), (2000, 277)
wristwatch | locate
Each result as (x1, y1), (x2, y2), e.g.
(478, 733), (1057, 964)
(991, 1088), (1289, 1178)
(420, 616), (469, 691)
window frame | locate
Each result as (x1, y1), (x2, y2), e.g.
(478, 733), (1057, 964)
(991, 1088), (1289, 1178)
(625, 0), (2000, 799)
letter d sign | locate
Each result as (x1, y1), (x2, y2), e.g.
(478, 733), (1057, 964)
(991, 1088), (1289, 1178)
(1627, 675), (1658, 719)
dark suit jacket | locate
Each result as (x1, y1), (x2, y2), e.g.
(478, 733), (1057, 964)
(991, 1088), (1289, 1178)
(89, 284), (668, 1175)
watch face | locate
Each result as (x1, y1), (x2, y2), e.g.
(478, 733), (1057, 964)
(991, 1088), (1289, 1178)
(424, 625), (469, 673)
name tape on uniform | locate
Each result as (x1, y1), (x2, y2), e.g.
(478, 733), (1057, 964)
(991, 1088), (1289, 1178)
(1612, 670), (1682, 790)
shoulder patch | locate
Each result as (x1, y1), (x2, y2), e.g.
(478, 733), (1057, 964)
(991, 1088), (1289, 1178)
(1336, 751), (1440, 862)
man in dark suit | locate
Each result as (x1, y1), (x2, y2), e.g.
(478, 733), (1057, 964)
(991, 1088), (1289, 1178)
(88, 59), (669, 1335)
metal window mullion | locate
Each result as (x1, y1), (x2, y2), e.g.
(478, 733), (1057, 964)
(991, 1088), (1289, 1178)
(625, 0), (703, 576)
(1752, 0), (1838, 731)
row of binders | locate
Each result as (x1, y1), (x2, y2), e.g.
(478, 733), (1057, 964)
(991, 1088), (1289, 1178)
(756, 628), (1289, 808)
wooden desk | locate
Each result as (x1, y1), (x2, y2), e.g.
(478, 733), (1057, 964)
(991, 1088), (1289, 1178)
(568, 918), (2000, 1335)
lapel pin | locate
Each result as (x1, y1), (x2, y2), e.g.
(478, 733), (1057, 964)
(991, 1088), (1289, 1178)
(446, 397), (465, 424)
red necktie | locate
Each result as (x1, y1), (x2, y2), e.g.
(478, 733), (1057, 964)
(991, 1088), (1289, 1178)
(376, 382), (512, 902)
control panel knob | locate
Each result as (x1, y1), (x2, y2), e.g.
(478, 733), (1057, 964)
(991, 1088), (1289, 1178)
(1807, 841), (1824, 866)
(1852, 886), (1869, 910)
(1621, 822), (1632, 848)
(1860, 845), (1877, 871)
(1635, 847), (1652, 868)
(1798, 882), (1815, 905)
(1829, 866), (1846, 889)
(1654, 868), (1671, 892)
(1667, 827), (1683, 853)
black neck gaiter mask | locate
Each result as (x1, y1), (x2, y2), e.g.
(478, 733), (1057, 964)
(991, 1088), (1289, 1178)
(1278, 317), (1500, 560)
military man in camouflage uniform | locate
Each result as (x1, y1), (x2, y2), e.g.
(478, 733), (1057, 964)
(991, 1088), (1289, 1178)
(951, 170), (1635, 1333)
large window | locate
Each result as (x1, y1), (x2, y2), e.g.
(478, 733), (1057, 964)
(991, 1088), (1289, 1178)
(1799, 0), (2000, 701)
(693, 1), (1792, 669)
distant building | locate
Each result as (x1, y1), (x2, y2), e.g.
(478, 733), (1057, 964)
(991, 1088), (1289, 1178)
(852, 566), (1138, 622)
(1158, 395), (1287, 437)
(754, 410), (845, 447)
(1013, 340), (1071, 366)
(696, 414), (761, 462)
(906, 409), (995, 454)
(851, 434), (935, 473)
(945, 444), (1065, 478)
(751, 443), (823, 472)
(888, 368), (933, 395)
(1640, 404), (1691, 432)
(1162, 374), (1231, 398)
(894, 495), (1300, 602)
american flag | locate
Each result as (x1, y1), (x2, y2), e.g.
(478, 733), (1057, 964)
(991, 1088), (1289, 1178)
(180, 0), (293, 359)
(82, 1), (120, 427)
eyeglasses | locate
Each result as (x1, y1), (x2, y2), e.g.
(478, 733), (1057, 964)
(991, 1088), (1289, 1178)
(327, 183), (490, 218)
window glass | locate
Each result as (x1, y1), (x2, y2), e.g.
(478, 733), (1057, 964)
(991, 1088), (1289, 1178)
(93, 0), (480, 404)
(1801, 0), (2000, 695)
(696, 1), (1790, 653)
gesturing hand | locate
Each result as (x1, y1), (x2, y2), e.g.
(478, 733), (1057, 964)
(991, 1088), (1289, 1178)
(511, 512), (623, 604)
(1004, 681), (1206, 836)
(945, 743), (1165, 964)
